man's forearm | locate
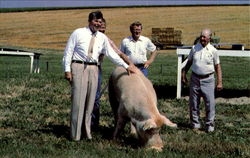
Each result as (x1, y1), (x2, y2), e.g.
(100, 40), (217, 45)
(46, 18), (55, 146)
(107, 38), (133, 66)
(148, 50), (157, 63)
(182, 60), (192, 73)
(215, 64), (222, 84)
(119, 53), (133, 65)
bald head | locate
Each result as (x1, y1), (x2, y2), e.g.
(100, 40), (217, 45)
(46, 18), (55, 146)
(201, 29), (212, 38)
(200, 28), (212, 47)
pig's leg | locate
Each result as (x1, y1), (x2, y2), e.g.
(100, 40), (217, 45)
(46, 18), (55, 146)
(130, 122), (138, 138)
(113, 116), (127, 139)
(162, 115), (177, 127)
(113, 104), (128, 139)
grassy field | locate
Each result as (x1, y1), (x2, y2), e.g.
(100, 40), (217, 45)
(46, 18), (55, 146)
(0, 6), (250, 158)
(0, 50), (250, 158)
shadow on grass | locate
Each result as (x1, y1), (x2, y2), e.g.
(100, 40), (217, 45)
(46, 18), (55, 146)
(92, 125), (114, 140)
(92, 125), (140, 149)
(37, 125), (70, 140)
(38, 125), (113, 141)
(153, 84), (250, 99)
(176, 122), (190, 130)
(37, 124), (139, 148)
(153, 84), (178, 99)
(215, 89), (250, 98)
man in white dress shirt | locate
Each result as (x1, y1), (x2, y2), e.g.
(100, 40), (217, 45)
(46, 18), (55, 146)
(120, 21), (157, 77)
(63, 11), (136, 141)
(182, 28), (223, 133)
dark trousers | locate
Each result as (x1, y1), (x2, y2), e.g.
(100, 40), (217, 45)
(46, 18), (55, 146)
(135, 64), (148, 77)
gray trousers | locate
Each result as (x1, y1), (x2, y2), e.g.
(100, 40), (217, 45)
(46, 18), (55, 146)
(189, 73), (215, 128)
(70, 63), (98, 141)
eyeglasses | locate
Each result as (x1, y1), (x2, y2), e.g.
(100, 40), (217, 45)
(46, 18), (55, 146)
(200, 35), (210, 38)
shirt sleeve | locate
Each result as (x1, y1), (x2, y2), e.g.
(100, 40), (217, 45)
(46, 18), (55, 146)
(108, 38), (123, 54)
(62, 30), (77, 72)
(104, 37), (129, 69)
(213, 50), (220, 65)
(120, 39), (126, 54)
(188, 46), (195, 61)
(146, 38), (156, 52)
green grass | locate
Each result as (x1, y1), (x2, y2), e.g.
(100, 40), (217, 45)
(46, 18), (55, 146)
(0, 49), (250, 158)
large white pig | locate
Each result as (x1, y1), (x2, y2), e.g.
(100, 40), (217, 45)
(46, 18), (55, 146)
(108, 66), (177, 151)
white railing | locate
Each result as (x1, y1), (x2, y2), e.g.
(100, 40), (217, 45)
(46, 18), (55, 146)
(0, 48), (42, 73)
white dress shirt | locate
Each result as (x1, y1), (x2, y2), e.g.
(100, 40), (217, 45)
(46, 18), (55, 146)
(120, 35), (156, 64)
(63, 27), (128, 72)
(188, 43), (220, 75)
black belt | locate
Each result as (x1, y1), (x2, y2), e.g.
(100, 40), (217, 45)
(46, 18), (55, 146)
(193, 72), (214, 79)
(135, 63), (144, 67)
(72, 60), (97, 65)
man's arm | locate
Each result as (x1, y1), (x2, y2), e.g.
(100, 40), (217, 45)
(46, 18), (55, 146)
(108, 38), (133, 65)
(118, 52), (134, 66)
(144, 50), (157, 68)
(105, 37), (137, 75)
(114, 45), (137, 75)
(181, 59), (192, 85)
(63, 31), (77, 83)
(215, 64), (223, 91)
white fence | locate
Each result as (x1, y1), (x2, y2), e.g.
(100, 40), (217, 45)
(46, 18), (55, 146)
(0, 48), (42, 73)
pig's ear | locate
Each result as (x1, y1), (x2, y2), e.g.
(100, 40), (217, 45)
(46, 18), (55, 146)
(143, 119), (157, 131)
(161, 115), (177, 128)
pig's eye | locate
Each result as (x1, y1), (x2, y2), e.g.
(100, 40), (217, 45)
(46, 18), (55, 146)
(146, 128), (158, 135)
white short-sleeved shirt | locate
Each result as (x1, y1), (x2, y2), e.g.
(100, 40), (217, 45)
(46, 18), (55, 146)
(188, 43), (220, 75)
(63, 27), (128, 72)
(120, 35), (156, 64)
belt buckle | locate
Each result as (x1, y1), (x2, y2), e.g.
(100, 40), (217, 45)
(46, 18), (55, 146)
(84, 61), (97, 65)
(199, 73), (212, 78)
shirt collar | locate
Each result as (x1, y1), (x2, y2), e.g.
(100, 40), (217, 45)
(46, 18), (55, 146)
(205, 43), (212, 51)
(87, 26), (97, 36)
(197, 42), (212, 51)
(129, 36), (142, 42)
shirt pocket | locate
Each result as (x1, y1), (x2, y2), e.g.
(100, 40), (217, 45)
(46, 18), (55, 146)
(96, 40), (103, 53)
(205, 53), (214, 65)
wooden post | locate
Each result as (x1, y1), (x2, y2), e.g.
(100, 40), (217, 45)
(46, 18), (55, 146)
(160, 64), (163, 74)
(46, 61), (49, 72)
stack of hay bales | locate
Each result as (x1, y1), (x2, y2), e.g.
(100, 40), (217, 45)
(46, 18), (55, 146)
(151, 28), (182, 49)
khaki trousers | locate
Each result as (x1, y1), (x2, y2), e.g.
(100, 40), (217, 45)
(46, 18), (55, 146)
(70, 63), (98, 140)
